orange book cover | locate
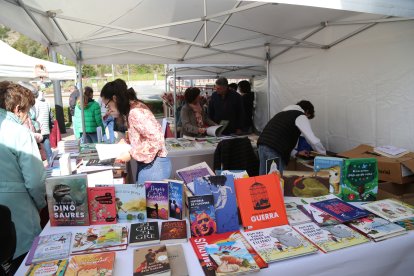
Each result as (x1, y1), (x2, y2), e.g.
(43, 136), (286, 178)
(65, 252), (115, 276)
(234, 174), (288, 231)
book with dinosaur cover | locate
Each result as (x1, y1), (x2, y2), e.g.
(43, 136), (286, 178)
(129, 222), (160, 247)
(234, 174), (288, 231)
(194, 175), (240, 233)
(347, 215), (407, 241)
(88, 186), (117, 225)
(25, 259), (68, 276)
(313, 156), (344, 197)
(282, 171), (330, 197)
(361, 198), (414, 222)
(168, 180), (184, 220)
(310, 198), (370, 223)
(65, 252), (115, 276)
(133, 245), (171, 276)
(166, 244), (188, 276)
(145, 181), (169, 220)
(46, 174), (89, 226)
(188, 195), (217, 237)
(341, 158), (378, 201)
(114, 184), (147, 223)
(293, 222), (369, 253)
(25, 232), (72, 265)
(241, 225), (318, 263)
(160, 220), (188, 244)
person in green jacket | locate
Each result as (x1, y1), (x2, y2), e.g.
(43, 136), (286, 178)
(73, 86), (104, 143)
(0, 81), (46, 273)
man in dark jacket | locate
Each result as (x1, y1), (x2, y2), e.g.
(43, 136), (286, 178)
(257, 100), (326, 174)
(68, 85), (80, 117)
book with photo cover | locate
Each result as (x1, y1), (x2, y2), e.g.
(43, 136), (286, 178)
(168, 180), (184, 220)
(145, 181), (169, 220)
(160, 220), (188, 244)
(25, 259), (68, 276)
(133, 244), (171, 276)
(188, 195), (217, 237)
(129, 222), (160, 247)
(25, 232), (72, 265)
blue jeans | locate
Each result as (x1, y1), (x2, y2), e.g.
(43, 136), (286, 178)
(42, 135), (53, 163)
(258, 144), (284, 175)
(136, 157), (172, 185)
(103, 116), (115, 144)
(80, 133), (98, 144)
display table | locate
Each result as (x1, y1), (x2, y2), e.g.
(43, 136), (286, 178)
(16, 221), (414, 276)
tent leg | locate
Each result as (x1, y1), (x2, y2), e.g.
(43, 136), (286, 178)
(51, 49), (66, 134)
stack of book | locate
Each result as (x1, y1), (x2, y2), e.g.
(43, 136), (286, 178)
(57, 140), (79, 154)
(347, 215), (407, 241)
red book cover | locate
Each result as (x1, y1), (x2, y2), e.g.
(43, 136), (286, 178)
(189, 231), (268, 276)
(234, 174), (288, 231)
(88, 187), (117, 225)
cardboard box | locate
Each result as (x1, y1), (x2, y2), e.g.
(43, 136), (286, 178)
(337, 144), (414, 184)
(377, 182), (414, 206)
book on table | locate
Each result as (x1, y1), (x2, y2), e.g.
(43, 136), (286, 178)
(129, 222), (160, 247)
(167, 180), (184, 220)
(166, 244), (188, 276)
(65, 252), (115, 276)
(25, 232), (72, 265)
(25, 259), (68, 276)
(176, 162), (215, 195)
(145, 181), (169, 220)
(160, 220), (188, 244)
(282, 170), (330, 197)
(87, 186), (117, 225)
(347, 215), (407, 241)
(133, 244), (171, 276)
(188, 194), (217, 238)
(114, 184), (147, 223)
(361, 198), (414, 222)
(313, 156), (344, 197)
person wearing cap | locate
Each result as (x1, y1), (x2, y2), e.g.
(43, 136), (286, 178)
(208, 77), (245, 135)
(257, 100), (326, 174)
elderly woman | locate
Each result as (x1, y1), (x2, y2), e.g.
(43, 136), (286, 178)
(180, 87), (216, 137)
(0, 81), (46, 273)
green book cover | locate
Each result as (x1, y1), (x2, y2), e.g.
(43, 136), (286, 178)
(341, 158), (378, 202)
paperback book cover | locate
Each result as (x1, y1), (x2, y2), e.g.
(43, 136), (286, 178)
(176, 162), (215, 194)
(234, 174), (288, 231)
(241, 225), (318, 263)
(293, 222), (369, 253)
(160, 220), (188, 244)
(348, 215), (407, 241)
(114, 184), (147, 223)
(361, 199), (414, 222)
(205, 240), (260, 276)
(25, 232), (71, 265)
(313, 156), (344, 197)
(133, 245), (171, 276)
(188, 195), (217, 237)
(284, 201), (312, 225)
(310, 198), (370, 223)
(341, 158), (378, 201)
(65, 252), (115, 276)
(45, 174), (89, 226)
(282, 171), (330, 197)
(145, 181), (169, 220)
(25, 259), (68, 276)
(166, 244), (188, 276)
(194, 175), (240, 233)
(129, 222), (160, 247)
(266, 157), (281, 174)
(168, 180), (184, 220)
(88, 186), (117, 225)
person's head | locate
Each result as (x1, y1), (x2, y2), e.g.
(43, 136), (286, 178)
(0, 81), (35, 123)
(238, 80), (251, 94)
(215, 77), (228, 96)
(100, 79), (131, 117)
(296, 100), (315, 119)
(69, 85), (78, 93)
(228, 82), (238, 92)
(84, 86), (94, 99)
(184, 87), (201, 104)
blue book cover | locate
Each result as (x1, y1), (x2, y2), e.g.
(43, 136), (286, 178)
(310, 198), (370, 223)
(194, 175), (240, 234)
(168, 180), (184, 220)
(314, 156), (344, 197)
(188, 195), (217, 237)
(114, 184), (147, 223)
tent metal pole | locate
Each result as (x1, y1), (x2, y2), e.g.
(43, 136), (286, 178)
(51, 49), (66, 134)
(173, 67), (178, 138)
(76, 51), (86, 143)
(266, 45), (271, 121)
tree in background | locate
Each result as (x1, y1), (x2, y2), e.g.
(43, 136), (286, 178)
(12, 35), (49, 60)
(0, 25), (10, 40)
(82, 64), (98, 78)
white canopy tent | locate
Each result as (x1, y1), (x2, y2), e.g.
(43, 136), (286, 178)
(1, 0), (414, 152)
(0, 40), (76, 81)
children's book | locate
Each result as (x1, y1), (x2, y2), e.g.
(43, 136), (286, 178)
(88, 186), (117, 225)
(129, 222), (160, 247)
(65, 252), (115, 276)
(166, 244), (188, 276)
(215, 170), (249, 179)
(176, 162), (215, 194)
(266, 157), (281, 174)
(282, 170), (330, 197)
(188, 195), (217, 237)
(293, 222), (369, 253)
(205, 240), (260, 276)
(234, 174), (288, 231)
(145, 181), (169, 220)
(361, 199), (414, 222)
(114, 184), (147, 223)
(25, 259), (68, 276)
(25, 232), (71, 265)
(284, 201), (312, 225)
(189, 231), (268, 276)
(347, 215), (407, 241)
(194, 175), (240, 233)
(313, 156), (344, 197)
(310, 198), (370, 223)
(168, 180), (184, 220)
(160, 220), (188, 244)
(341, 158), (378, 201)
(133, 245), (171, 276)
(45, 174), (89, 226)
(395, 217), (414, 230)
(241, 225), (318, 263)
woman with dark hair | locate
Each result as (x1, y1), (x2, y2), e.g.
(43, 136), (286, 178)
(100, 79), (172, 184)
(0, 81), (46, 274)
(238, 80), (254, 133)
(180, 87), (216, 137)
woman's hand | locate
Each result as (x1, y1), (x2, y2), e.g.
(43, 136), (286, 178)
(115, 151), (131, 163)
(198, 128), (207, 134)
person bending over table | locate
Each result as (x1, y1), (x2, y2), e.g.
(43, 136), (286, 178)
(100, 79), (172, 184)
(180, 87), (217, 137)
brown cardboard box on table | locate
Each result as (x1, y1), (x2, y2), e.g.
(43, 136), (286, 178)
(337, 144), (414, 184)
(377, 181), (414, 206)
